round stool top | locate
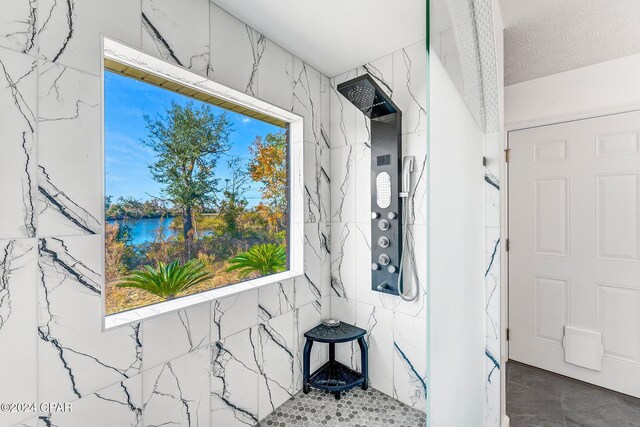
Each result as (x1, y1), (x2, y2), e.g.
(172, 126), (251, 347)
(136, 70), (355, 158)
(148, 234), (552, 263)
(304, 322), (366, 343)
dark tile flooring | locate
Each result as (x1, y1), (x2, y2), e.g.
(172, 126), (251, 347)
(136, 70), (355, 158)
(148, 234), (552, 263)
(259, 387), (426, 427)
(507, 361), (640, 427)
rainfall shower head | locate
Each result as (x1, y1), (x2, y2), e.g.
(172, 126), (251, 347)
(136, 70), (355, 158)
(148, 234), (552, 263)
(337, 74), (399, 120)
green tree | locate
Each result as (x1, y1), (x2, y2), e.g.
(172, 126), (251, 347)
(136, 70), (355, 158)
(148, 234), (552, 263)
(248, 132), (287, 230)
(217, 156), (250, 236)
(143, 102), (233, 253)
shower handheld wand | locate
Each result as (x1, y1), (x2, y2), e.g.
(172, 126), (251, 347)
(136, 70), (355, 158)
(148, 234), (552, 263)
(398, 156), (419, 301)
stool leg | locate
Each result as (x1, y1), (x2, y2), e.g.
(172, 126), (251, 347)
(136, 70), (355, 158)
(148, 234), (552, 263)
(303, 339), (313, 394)
(329, 342), (335, 363)
(357, 337), (368, 390)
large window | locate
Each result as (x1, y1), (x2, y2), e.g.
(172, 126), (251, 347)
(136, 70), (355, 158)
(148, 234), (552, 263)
(104, 63), (289, 316)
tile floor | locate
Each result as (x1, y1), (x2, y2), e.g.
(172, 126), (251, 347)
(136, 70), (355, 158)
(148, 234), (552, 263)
(258, 387), (426, 427)
(507, 361), (640, 427)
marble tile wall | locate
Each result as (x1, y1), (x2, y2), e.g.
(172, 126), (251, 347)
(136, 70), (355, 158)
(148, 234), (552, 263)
(328, 40), (429, 413)
(0, 1), (330, 426)
(485, 131), (502, 427)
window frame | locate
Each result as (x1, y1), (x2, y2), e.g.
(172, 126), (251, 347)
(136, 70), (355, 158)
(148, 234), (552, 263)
(101, 36), (304, 331)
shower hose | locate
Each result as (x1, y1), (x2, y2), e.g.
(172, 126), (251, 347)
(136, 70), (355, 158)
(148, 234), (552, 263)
(397, 196), (420, 301)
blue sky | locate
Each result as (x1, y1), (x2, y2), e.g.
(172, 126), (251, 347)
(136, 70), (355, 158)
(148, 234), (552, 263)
(105, 71), (284, 207)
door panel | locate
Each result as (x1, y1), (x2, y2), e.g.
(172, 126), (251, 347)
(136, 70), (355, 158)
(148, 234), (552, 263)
(509, 110), (640, 397)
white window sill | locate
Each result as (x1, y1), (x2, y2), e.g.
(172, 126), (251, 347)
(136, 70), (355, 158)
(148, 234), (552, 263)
(103, 270), (303, 330)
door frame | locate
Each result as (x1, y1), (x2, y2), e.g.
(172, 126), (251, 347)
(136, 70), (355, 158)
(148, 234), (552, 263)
(500, 102), (640, 427)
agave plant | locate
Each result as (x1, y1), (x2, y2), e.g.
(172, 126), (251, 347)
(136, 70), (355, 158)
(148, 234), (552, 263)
(117, 259), (212, 299)
(226, 243), (287, 278)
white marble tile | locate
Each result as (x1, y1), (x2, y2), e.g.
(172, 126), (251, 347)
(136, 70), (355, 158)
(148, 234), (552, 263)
(37, 236), (143, 403)
(330, 145), (355, 223)
(393, 312), (427, 411)
(403, 131), (428, 226)
(211, 289), (257, 341)
(257, 311), (294, 419)
(331, 296), (357, 370)
(485, 227), (501, 404)
(37, 61), (101, 237)
(211, 327), (260, 426)
(303, 142), (330, 223)
(9, 417), (39, 427)
(393, 224), (427, 319)
(210, 3), (264, 96)
(293, 300), (325, 391)
(328, 77), (353, 148)
(0, 239), (37, 426)
(292, 59), (321, 145)
(294, 223), (326, 308)
(142, 346), (210, 427)
(258, 38), (294, 111)
(330, 223), (356, 300)
(258, 279), (294, 322)
(37, 0), (141, 76)
(356, 302), (394, 397)
(142, 0), (212, 78)
(392, 40), (428, 135)
(352, 223), (395, 310)
(319, 75), (331, 149)
(485, 132), (501, 229)
(364, 54), (394, 99)
(42, 375), (142, 427)
(0, 0), (37, 55)
(0, 48), (37, 239)
(354, 143), (372, 223)
(143, 303), (210, 371)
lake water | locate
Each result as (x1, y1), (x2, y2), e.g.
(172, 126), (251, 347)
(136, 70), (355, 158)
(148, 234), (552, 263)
(108, 217), (176, 245)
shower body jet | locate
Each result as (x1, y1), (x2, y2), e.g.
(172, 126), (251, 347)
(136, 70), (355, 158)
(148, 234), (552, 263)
(337, 75), (417, 300)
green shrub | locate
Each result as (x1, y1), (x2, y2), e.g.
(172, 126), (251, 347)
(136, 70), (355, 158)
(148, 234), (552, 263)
(225, 243), (287, 278)
(116, 259), (212, 299)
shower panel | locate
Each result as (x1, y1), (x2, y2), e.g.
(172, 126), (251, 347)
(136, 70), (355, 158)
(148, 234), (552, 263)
(337, 75), (404, 296)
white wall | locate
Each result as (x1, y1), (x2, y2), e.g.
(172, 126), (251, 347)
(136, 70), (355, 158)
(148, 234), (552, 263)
(430, 52), (486, 426)
(505, 52), (640, 127)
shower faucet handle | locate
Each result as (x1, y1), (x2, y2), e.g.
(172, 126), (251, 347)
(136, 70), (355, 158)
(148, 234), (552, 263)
(387, 212), (397, 220)
(371, 263), (380, 271)
(387, 265), (397, 274)
(377, 282), (388, 291)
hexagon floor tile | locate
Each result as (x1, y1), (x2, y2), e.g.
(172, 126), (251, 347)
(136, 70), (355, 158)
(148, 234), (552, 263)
(258, 387), (426, 426)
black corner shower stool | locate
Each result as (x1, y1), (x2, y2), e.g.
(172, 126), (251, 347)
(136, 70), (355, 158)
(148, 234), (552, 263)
(302, 322), (368, 400)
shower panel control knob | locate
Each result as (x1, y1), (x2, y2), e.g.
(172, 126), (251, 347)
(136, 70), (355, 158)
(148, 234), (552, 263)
(378, 254), (390, 266)
(377, 283), (388, 291)
(378, 219), (390, 231)
(371, 212), (380, 219)
(378, 236), (390, 248)
(371, 263), (380, 271)
(387, 212), (397, 220)
(387, 265), (397, 274)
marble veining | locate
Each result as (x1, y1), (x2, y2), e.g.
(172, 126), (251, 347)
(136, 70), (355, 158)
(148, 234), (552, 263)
(0, 240), (30, 330)
(211, 328), (260, 426)
(394, 342), (427, 407)
(0, 0), (37, 54)
(0, 51), (37, 239)
(38, 237), (143, 402)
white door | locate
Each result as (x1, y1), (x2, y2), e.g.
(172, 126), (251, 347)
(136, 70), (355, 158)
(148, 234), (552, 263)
(509, 110), (640, 397)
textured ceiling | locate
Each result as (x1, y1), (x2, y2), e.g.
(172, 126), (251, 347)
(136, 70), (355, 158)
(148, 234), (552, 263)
(210, 0), (426, 77)
(501, 0), (640, 85)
